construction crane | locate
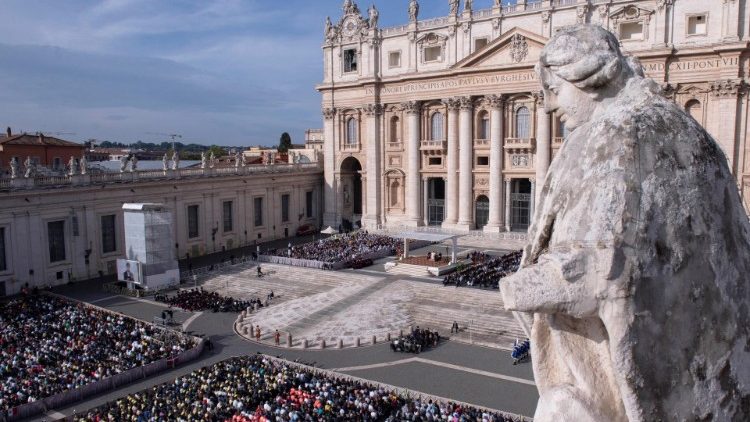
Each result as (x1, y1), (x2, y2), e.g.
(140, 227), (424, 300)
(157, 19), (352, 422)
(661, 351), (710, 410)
(145, 132), (182, 151)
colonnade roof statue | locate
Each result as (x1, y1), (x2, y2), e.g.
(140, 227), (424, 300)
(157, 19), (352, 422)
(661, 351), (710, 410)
(500, 24), (750, 421)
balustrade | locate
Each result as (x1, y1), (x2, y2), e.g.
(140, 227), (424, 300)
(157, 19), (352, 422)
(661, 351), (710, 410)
(420, 140), (447, 151)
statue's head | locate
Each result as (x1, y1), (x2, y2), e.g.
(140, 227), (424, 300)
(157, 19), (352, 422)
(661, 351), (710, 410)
(536, 24), (642, 130)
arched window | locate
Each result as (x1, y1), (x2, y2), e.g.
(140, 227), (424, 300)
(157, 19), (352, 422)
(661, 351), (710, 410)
(390, 179), (401, 207)
(685, 99), (703, 124)
(346, 117), (358, 145)
(431, 112), (444, 141)
(516, 106), (530, 138)
(478, 111), (490, 139)
(390, 116), (400, 144)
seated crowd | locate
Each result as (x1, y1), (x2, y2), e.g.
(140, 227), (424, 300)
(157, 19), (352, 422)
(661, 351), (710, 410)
(443, 251), (523, 289)
(0, 294), (194, 413)
(155, 288), (258, 313)
(76, 355), (523, 421)
(269, 231), (401, 267)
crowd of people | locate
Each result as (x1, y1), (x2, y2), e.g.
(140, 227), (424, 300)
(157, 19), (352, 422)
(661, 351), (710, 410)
(268, 231), (402, 267)
(75, 355), (524, 421)
(154, 288), (262, 313)
(391, 327), (441, 354)
(0, 293), (194, 413)
(442, 251), (523, 289)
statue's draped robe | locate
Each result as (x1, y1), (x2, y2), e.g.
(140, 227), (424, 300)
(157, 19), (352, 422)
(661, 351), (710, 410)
(501, 78), (750, 421)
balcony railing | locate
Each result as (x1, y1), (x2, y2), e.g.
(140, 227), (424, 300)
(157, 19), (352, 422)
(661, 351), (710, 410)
(387, 141), (403, 150)
(504, 138), (536, 151)
(420, 140), (447, 151)
(474, 139), (490, 148)
(341, 142), (360, 152)
(0, 162), (322, 191)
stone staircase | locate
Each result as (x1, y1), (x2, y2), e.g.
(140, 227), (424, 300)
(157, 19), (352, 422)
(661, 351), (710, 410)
(385, 262), (434, 278)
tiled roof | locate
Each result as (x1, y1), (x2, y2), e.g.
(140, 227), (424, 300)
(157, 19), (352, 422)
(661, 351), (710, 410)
(0, 133), (83, 148)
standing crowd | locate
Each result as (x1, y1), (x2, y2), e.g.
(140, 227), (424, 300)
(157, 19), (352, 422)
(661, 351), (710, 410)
(268, 232), (402, 267)
(442, 251), (522, 289)
(0, 294), (194, 413)
(75, 355), (525, 421)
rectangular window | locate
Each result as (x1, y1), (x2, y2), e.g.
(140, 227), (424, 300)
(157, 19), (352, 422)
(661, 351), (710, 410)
(477, 156), (489, 166)
(281, 194), (290, 223)
(388, 51), (401, 68)
(424, 46), (442, 62)
(306, 191), (314, 218)
(48, 220), (66, 263)
(254, 197), (264, 227)
(474, 37), (489, 51)
(428, 157), (442, 166)
(619, 22), (644, 40)
(101, 215), (117, 254)
(223, 201), (233, 233)
(187, 205), (200, 239)
(344, 48), (358, 73)
(0, 227), (6, 272)
(687, 15), (707, 36)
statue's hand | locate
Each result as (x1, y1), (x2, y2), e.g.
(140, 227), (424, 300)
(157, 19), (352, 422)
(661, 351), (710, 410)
(500, 250), (598, 318)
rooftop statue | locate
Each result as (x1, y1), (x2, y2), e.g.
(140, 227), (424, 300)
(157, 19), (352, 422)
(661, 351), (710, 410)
(408, 0), (419, 22)
(449, 0), (459, 17)
(368, 4), (379, 28)
(500, 24), (750, 422)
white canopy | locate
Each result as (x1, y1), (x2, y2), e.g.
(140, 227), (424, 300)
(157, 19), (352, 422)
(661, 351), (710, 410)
(320, 226), (339, 234)
(389, 231), (459, 242)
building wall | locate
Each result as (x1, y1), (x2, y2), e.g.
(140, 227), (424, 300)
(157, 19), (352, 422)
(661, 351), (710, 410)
(0, 144), (84, 170)
(318, 0), (750, 230)
(0, 167), (323, 295)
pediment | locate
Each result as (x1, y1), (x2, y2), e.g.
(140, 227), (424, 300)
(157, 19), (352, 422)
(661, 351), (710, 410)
(610, 5), (654, 22)
(453, 27), (548, 69)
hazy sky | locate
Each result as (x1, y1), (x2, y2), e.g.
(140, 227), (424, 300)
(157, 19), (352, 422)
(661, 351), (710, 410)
(0, 0), (513, 147)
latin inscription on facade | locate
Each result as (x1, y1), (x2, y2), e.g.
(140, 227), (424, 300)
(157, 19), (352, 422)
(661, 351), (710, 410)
(366, 72), (537, 96)
(642, 57), (739, 74)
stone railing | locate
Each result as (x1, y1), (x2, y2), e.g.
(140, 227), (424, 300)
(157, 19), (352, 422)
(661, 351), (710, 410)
(504, 137), (536, 151)
(420, 140), (447, 150)
(417, 16), (451, 30)
(554, 0), (578, 6)
(474, 139), (490, 148)
(341, 142), (360, 152)
(0, 162), (322, 191)
(387, 141), (403, 150)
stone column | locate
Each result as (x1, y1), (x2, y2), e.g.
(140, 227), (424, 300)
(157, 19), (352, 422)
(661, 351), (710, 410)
(442, 98), (461, 229)
(710, 80), (741, 172)
(505, 179), (512, 232)
(535, 92), (551, 205)
(363, 104), (382, 229)
(456, 96), (475, 230)
(423, 178), (429, 226)
(529, 179), (536, 223)
(485, 95), (506, 233)
(323, 108), (338, 228)
(404, 101), (422, 226)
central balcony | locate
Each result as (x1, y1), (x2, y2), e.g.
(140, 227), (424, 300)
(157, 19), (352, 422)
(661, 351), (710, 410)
(504, 137), (536, 152)
(420, 140), (447, 151)
(474, 139), (490, 149)
(341, 142), (360, 152)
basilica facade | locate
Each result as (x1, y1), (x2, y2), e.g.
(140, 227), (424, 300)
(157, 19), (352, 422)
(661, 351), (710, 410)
(318, 0), (750, 232)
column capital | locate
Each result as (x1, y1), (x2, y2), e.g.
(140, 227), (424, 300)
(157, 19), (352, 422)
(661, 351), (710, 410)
(710, 79), (744, 97)
(533, 90), (545, 106)
(485, 94), (506, 110)
(402, 101), (421, 114)
(458, 96), (473, 110)
(322, 107), (337, 120)
(442, 97), (462, 111)
(361, 103), (383, 116)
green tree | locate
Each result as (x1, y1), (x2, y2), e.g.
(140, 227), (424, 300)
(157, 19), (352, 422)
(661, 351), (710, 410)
(278, 132), (292, 153)
(208, 145), (227, 157)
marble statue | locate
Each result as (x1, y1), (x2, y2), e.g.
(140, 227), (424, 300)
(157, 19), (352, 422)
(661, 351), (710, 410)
(499, 24), (750, 422)
(200, 152), (207, 169)
(408, 0), (419, 22)
(23, 157), (32, 178)
(80, 155), (87, 175)
(325, 17), (333, 39)
(493, 0), (501, 7)
(449, 0), (459, 16)
(241, 153), (247, 167)
(68, 156), (77, 176)
(464, 0), (472, 13)
(235, 151), (241, 168)
(172, 150), (180, 170)
(162, 153), (169, 171)
(9, 157), (18, 179)
(342, 0), (353, 14)
(130, 154), (138, 172)
(209, 151), (216, 168)
(120, 155), (128, 173)
(368, 4), (379, 28)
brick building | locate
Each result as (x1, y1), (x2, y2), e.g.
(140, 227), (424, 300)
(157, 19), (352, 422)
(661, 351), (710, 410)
(0, 128), (84, 171)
